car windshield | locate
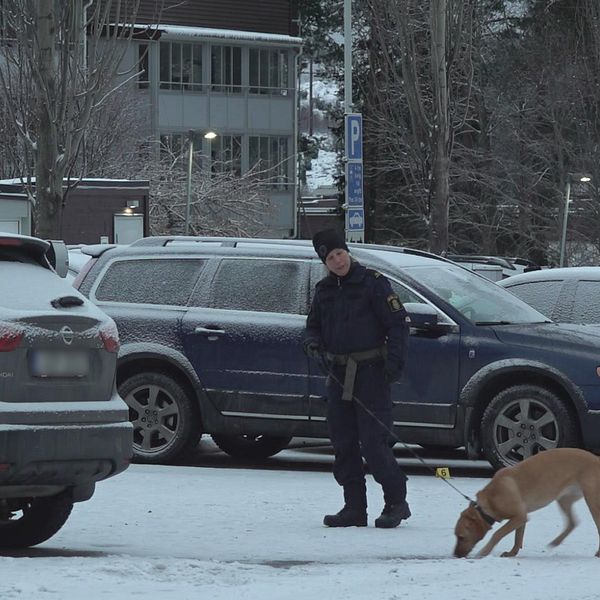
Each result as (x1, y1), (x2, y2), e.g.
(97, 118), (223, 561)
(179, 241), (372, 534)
(402, 264), (551, 324)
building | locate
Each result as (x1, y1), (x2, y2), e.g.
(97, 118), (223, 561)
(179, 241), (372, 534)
(0, 179), (150, 245)
(122, 0), (302, 238)
(0, 1), (301, 240)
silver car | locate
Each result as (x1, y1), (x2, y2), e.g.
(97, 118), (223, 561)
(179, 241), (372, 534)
(0, 233), (132, 548)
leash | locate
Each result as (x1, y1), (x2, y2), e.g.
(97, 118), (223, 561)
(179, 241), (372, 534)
(323, 363), (475, 504)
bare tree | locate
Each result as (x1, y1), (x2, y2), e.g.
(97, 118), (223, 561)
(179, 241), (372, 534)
(0, 0), (147, 238)
(128, 145), (277, 238)
(361, 0), (475, 253)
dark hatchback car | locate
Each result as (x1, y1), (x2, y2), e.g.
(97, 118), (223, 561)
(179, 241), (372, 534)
(0, 234), (131, 548)
(499, 267), (600, 325)
(73, 237), (600, 470)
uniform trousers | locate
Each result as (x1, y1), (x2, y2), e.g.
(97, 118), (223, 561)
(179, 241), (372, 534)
(326, 360), (408, 509)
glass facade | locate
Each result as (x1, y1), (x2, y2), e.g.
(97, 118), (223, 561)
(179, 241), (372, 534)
(211, 135), (242, 176)
(249, 48), (289, 95)
(140, 34), (297, 234)
(211, 45), (242, 93)
(249, 136), (289, 189)
(160, 41), (203, 90)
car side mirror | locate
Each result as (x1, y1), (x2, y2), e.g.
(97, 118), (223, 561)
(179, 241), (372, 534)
(404, 302), (441, 329)
(46, 240), (69, 278)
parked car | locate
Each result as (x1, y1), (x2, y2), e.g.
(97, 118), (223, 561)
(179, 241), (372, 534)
(0, 234), (132, 548)
(66, 245), (91, 281)
(447, 255), (541, 281)
(499, 267), (600, 325)
(73, 236), (600, 470)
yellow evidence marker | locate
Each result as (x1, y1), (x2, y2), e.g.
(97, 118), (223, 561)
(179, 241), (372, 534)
(435, 467), (451, 479)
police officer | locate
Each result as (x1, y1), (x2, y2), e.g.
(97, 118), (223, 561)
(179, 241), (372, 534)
(304, 228), (410, 528)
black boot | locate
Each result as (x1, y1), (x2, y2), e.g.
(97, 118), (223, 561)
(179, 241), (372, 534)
(323, 506), (367, 527)
(374, 501), (411, 529)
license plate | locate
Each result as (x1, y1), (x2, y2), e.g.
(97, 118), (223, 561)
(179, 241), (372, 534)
(30, 350), (89, 378)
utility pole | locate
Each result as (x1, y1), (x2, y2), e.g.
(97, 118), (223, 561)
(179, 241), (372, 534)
(344, 0), (352, 115)
(343, 0), (364, 243)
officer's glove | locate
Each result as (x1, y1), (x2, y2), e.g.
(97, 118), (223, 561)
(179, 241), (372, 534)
(303, 339), (323, 360)
(384, 362), (404, 384)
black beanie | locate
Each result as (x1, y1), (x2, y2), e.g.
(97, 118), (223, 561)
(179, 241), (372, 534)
(312, 229), (349, 263)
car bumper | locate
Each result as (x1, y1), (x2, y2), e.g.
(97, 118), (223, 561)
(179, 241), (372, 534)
(0, 421), (132, 498)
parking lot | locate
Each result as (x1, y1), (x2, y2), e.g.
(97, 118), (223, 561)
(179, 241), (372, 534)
(1, 444), (596, 600)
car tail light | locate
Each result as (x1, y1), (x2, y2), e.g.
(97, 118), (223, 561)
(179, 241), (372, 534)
(0, 325), (23, 352)
(99, 322), (120, 353)
(0, 237), (23, 247)
(72, 258), (97, 290)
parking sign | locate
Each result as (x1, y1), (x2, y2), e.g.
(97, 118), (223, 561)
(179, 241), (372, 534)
(345, 113), (364, 242)
(346, 162), (363, 207)
(345, 114), (363, 161)
(347, 208), (364, 231)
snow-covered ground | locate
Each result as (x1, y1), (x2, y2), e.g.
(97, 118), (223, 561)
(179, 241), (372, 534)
(299, 78), (340, 108)
(2, 444), (598, 600)
(305, 148), (338, 190)
(299, 67), (341, 191)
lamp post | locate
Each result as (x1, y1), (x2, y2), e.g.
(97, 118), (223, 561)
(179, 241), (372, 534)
(184, 130), (217, 236)
(559, 173), (592, 267)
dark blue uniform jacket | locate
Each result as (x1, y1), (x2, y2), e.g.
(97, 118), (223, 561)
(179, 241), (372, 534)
(306, 261), (409, 371)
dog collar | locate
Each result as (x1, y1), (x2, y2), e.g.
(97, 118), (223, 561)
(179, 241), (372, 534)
(475, 504), (496, 527)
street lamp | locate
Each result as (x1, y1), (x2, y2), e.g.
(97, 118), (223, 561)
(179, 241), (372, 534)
(559, 173), (592, 267)
(184, 130), (217, 235)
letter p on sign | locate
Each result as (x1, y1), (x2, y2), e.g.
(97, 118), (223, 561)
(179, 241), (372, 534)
(345, 113), (363, 161)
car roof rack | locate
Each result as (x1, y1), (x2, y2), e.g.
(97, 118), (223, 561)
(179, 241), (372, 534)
(130, 236), (310, 248)
(125, 235), (458, 266)
(130, 235), (447, 258)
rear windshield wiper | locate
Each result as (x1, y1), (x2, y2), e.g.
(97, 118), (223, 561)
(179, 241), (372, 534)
(51, 295), (84, 308)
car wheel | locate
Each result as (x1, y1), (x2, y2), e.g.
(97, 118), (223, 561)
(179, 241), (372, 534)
(119, 371), (201, 464)
(211, 434), (292, 459)
(0, 493), (73, 548)
(481, 384), (579, 470)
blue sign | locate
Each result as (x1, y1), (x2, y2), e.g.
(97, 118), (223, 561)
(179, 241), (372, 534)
(346, 162), (364, 207)
(347, 208), (365, 231)
(345, 113), (363, 161)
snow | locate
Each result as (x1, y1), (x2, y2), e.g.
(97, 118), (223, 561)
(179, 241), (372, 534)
(299, 67), (341, 191)
(3, 443), (598, 600)
(145, 24), (302, 45)
(306, 149), (338, 190)
(300, 78), (340, 107)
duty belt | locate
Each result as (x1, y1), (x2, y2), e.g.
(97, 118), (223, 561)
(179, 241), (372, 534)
(325, 346), (386, 401)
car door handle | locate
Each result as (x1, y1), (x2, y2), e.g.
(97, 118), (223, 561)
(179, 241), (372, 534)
(194, 326), (226, 336)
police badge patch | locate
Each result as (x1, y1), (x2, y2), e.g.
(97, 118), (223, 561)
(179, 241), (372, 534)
(387, 294), (402, 312)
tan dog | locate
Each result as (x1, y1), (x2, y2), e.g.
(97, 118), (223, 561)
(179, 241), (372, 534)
(454, 448), (600, 558)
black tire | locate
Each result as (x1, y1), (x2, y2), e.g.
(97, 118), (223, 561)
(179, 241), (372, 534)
(119, 371), (201, 464)
(0, 493), (73, 548)
(211, 434), (292, 459)
(481, 384), (579, 470)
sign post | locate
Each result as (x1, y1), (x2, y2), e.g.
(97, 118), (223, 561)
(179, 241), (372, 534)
(344, 113), (364, 243)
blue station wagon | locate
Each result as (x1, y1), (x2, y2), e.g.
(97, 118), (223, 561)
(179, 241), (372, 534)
(73, 237), (600, 470)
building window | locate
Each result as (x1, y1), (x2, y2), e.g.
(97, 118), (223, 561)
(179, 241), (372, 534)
(211, 45), (242, 93)
(160, 133), (205, 172)
(211, 135), (242, 176)
(138, 43), (149, 89)
(159, 133), (186, 158)
(249, 49), (289, 95)
(160, 41), (202, 91)
(249, 136), (289, 189)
